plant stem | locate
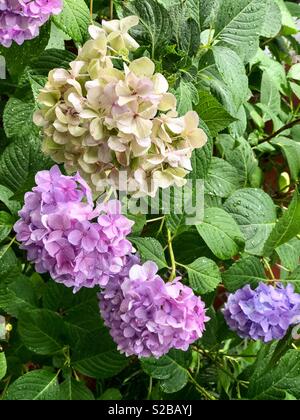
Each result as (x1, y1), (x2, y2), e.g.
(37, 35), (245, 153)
(187, 372), (216, 400)
(262, 118), (300, 142)
(146, 377), (153, 400)
(102, 187), (114, 203)
(175, 261), (186, 269)
(193, 347), (237, 382)
(0, 236), (16, 259)
(73, 369), (81, 382)
(110, 0), (114, 19)
(275, 263), (290, 273)
(146, 216), (164, 224)
(167, 229), (176, 281)
(263, 258), (276, 281)
(156, 216), (165, 237)
(0, 376), (11, 400)
(90, 0), (94, 22)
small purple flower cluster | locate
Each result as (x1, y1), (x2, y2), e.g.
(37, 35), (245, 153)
(0, 0), (62, 47)
(224, 283), (300, 342)
(99, 261), (209, 358)
(14, 165), (134, 292)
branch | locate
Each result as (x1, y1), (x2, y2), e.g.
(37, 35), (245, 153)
(262, 118), (300, 142)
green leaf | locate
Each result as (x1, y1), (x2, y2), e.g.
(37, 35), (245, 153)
(286, 1), (300, 18)
(0, 275), (38, 318)
(290, 82), (300, 100)
(287, 266), (300, 292)
(175, 79), (199, 116)
(0, 212), (14, 243)
(5, 370), (59, 400)
(261, 71), (281, 116)
(222, 256), (266, 292)
(248, 350), (300, 400)
(43, 282), (101, 340)
(72, 329), (128, 379)
(172, 230), (215, 264)
(120, 0), (173, 56)
(141, 349), (191, 393)
(52, 0), (90, 44)
(276, 238), (300, 273)
(0, 248), (21, 284)
(0, 352), (7, 381)
(274, 0), (297, 35)
(252, 48), (287, 93)
(184, 0), (202, 28)
(186, 257), (221, 294)
(199, 307), (229, 349)
(18, 309), (67, 355)
(179, 19), (200, 56)
(47, 22), (70, 50)
(3, 98), (38, 139)
(271, 137), (300, 181)
(189, 136), (213, 180)
(257, 103), (283, 130)
(205, 157), (241, 198)
(198, 0), (220, 30)
(195, 91), (235, 137)
(0, 185), (20, 215)
(0, 23), (50, 78)
(29, 49), (76, 76)
(98, 388), (122, 400)
(165, 213), (189, 237)
(284, 392), (297, 400)
(60, 378), (95, 400)
(0, 135), (52, 199)
(216, 135), (259, 187)
(196, 207), (245, 260)
(260, 0), (282, 38)
(213, 46), (249, 109)
(127, 213), (147, 236)
(130, 237), (168, 269)
(170, 6), (200, 55)
(263, 189), (300, 257)
(288, 64), (300, 81)
(224, 188), (277, 255)
(214, 0), (266, 61)
(29, 75), (48, 102)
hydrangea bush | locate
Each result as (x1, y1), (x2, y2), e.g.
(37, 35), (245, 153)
(0, 0), (300, 401)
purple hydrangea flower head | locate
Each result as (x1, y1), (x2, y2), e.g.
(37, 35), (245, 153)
(224, 282), (300, 342)
(0, 0), (62, 47)
(14, 165), (134, 292)
(99, 261), (209, 358)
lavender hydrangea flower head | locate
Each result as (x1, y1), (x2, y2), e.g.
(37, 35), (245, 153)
(99, 261), (209, 358)
(0, 0), (62, 47)
(14, 165), (134, 292)
(224, 283), (300, 342)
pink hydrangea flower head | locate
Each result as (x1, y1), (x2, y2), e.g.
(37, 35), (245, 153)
(99, 261), (209, 358)
(0, 0), (63, 47)
(14, 165), (134, 292)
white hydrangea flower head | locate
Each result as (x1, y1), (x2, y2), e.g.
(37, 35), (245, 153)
(33, 16), (207, 197)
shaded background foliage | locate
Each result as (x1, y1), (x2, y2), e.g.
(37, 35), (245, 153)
(0, 0), (300, 400)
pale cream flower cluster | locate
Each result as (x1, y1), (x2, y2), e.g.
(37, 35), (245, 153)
(33, 16), (207, 197)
